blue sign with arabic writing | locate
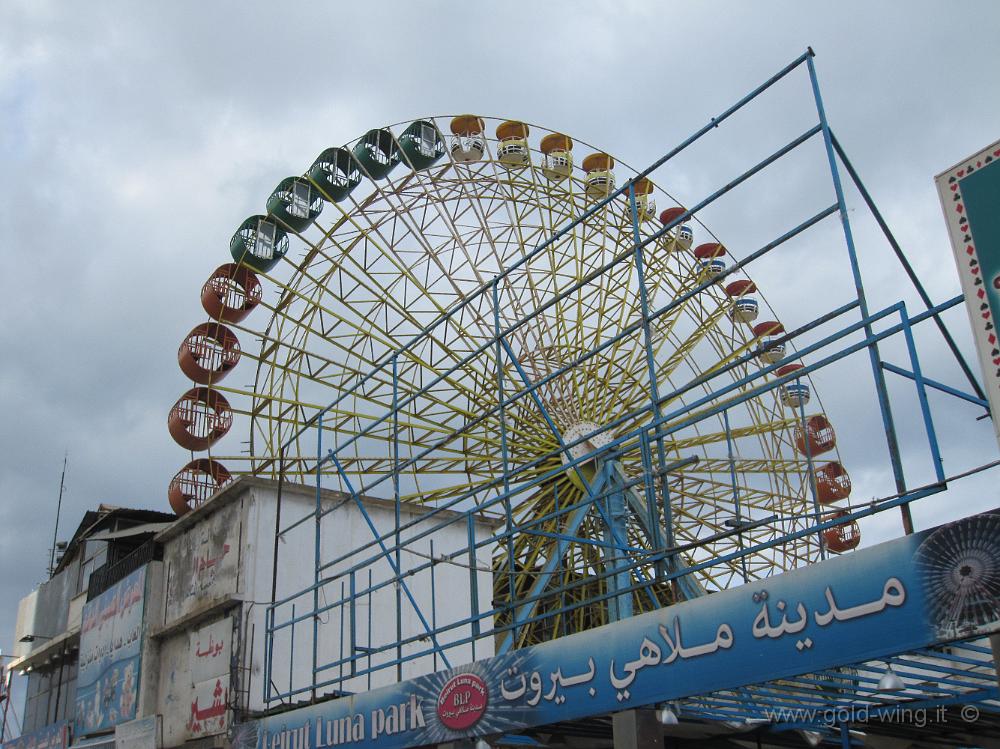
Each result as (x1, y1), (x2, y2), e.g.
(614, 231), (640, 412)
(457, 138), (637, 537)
(75, 567), (146, 737)
(0, 721), (69, 749)
(241, 509), (1000, 749)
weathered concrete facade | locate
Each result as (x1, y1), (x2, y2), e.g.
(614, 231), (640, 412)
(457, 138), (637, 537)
(7, 479), (496, 749)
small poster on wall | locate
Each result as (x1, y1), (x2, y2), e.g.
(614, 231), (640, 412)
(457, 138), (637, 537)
(75, 567), (147, 736)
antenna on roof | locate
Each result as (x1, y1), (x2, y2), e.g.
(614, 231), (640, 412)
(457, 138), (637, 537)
(48, 452), (68, 578)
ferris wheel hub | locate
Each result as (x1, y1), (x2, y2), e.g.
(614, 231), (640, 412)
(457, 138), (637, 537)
(561, 421), (613, 466)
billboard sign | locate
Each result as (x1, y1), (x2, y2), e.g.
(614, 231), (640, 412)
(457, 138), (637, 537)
(239, 509), (1000, 749)
(75, 567), (147, 737)
(186, 616), (232, 739)
(937, 139), (1000, 447)
(0, 721), (70, 749)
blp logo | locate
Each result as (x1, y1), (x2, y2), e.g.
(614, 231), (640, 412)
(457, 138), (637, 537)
(437, 672), (489, 730)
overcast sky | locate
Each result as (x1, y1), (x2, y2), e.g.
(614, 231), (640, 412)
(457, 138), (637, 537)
(2, 0), (999, 712)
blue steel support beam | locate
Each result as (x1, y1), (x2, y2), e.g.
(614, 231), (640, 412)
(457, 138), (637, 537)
(495, 469), (612, 655)
(831, 132), (988, 405)
(882, 362), (989, 409)
(392, 354), (403, 682)
(603, 462), (632, 622)
(493, 280), (517, 646)
(327, 453), (452, 669)
(312, 414), (322, 698)
(807, 53), (911, 533)
(498, 336), (598, 498)
(899, 305), (946, 482)
(627, 181), (701, 602)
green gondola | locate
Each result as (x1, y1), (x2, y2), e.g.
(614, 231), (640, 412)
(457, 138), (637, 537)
(230, 215), (288, 273)
(398, 120), (445, 170)
(266, 177), (323, 233)
(352, 128), (400, 180)
(308, 147), (362, 202)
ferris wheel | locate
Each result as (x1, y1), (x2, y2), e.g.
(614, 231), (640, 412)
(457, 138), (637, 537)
(167, 115), (859, 648)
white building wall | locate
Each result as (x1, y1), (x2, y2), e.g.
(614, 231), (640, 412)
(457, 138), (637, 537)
(241, 482), (496, 711)
(155, 477), (497, 724)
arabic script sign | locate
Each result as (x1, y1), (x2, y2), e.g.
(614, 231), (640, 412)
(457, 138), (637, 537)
(187, 617), (232, 739)
(0, 721), (69, 749)
(243, 509), (1000, 749)
(164, 499), (240, 623)
(75, 567), (146, 737)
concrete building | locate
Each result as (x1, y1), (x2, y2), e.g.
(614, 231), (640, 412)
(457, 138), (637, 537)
(4, 478), (497, 749)
(9, 505), (174, 747)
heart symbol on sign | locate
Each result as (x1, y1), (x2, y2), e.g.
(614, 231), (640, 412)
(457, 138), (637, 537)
(951, 183), (959, 191)
(959, 169), (966, 177)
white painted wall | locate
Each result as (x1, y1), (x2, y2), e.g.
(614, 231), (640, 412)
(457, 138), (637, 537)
(240, 482), (497, 710)
(155, 478), (497, 723)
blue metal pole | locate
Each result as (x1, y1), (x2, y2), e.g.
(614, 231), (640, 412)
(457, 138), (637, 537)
(899, 306), (946, 482)
(881, 362), (989, 409)
(493, 279), (517, 645)
(349, 571), (357, 677)
(392, 354), (403, 681)
(313, 413), (322, 700)
(467, 514), (480, 654)
(722, 409), (749, 581)
(806, 53), (912, 534)
(796, 378), (827, 561)
(628, 181), (680, 588)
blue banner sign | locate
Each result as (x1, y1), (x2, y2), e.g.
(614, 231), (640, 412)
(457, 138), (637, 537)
(0, 721), (69, 749)
(243, 510), (1000, 749)
(75, 567), (147, 737)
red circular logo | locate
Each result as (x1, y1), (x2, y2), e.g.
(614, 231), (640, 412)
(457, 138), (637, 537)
(436, 673), (489, 730)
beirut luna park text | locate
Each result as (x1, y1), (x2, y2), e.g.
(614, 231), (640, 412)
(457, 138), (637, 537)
(261, 695), (427, 749)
